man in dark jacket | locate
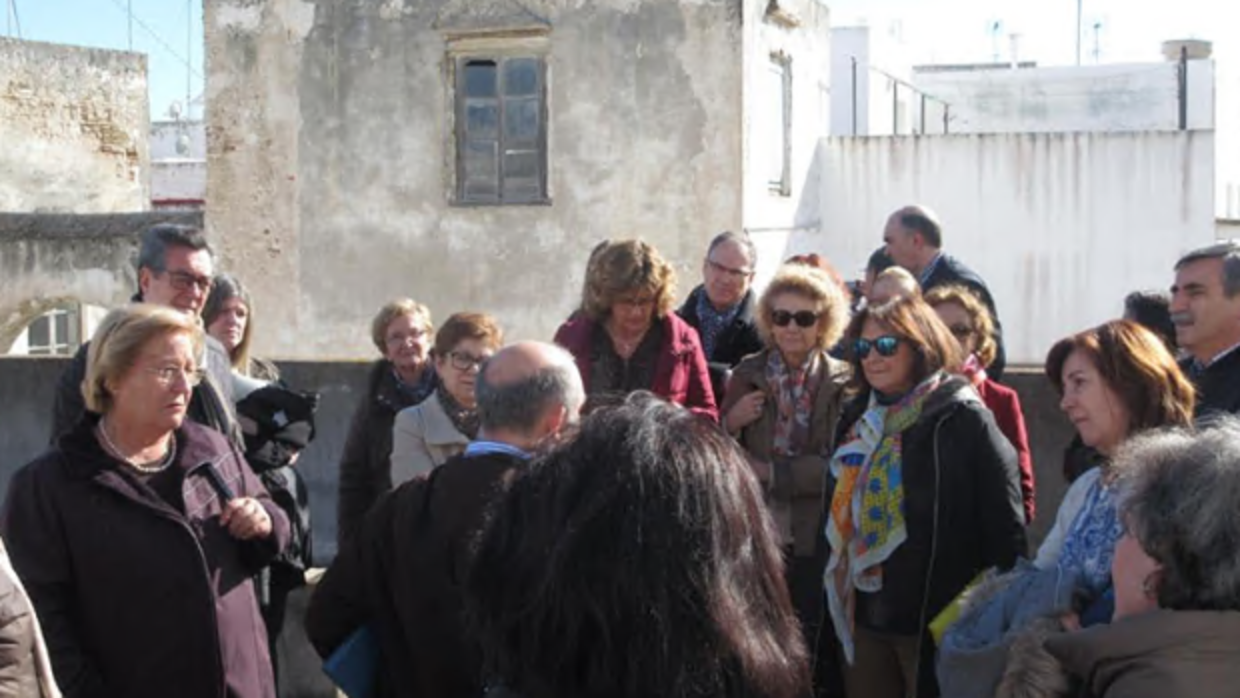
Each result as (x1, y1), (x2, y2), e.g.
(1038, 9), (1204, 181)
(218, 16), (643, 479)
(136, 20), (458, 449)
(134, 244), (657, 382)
(306, 341), (585, 698)
(1171, 241), (1240, 417)
(883, 206), (1008, 381)
(50, 223), (241, 445)
(677, 231), (764, 400)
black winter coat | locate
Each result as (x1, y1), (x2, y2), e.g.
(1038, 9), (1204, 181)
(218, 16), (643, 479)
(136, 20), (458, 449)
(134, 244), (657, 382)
(336, 360), (436, 548)
(309, 451), (526, 698)
(830, 377), (1027, 698)
(922, 254), (1007, 382)
(677, 285), (764, 400)
(1182, 350), (1240, 417)
(2, 417), (290, 698)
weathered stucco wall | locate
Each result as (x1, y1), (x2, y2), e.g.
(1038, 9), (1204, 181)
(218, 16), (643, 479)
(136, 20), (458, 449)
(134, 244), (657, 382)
(742, 0), (830, 281)
(207, 0), (747, 359)
(0, 38), (150, 213)
(802, 131), (1216, 364)
(0, 211), (204, 352)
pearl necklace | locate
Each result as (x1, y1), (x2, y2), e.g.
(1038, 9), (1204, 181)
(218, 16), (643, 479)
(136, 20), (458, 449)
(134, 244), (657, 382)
(96, 418), (177, 474)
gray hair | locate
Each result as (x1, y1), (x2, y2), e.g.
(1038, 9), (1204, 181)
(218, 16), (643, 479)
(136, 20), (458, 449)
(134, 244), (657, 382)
(1115, 416), (1240, 611)
(476, 347), (585, 435)
(1174, 240), (1240, 297)
(707, 231), (757, 268)
(137, 224), (213, 273)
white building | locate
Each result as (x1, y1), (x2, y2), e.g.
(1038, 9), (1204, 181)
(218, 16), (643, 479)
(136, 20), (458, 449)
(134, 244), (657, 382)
(151, 118), (206, 211)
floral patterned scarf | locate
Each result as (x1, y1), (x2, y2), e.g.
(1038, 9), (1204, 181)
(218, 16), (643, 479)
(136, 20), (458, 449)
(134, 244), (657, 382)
(765, 350), (821, 459)
(824, 371), (947, 664)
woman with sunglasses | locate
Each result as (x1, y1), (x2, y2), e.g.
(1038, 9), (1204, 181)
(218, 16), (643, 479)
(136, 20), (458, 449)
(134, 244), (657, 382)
(719, 262), (852, 666)
(926, 284), (1035, 524)
(555, 239), (717, 419)
(391, 312), (503, 480)
(824, 295), (1026, 698)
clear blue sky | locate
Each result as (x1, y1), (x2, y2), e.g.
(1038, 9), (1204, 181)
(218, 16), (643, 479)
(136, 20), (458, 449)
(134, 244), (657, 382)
(3, 0), (1233, 120)
(5, 0), (203, 120)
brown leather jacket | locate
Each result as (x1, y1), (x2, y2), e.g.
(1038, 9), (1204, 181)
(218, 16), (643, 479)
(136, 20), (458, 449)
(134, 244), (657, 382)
(721, 349), (851, 557)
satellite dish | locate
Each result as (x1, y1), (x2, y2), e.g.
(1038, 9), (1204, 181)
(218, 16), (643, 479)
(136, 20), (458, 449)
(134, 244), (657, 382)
(175, 133), (192, 156)
(168, 101), (183, 121)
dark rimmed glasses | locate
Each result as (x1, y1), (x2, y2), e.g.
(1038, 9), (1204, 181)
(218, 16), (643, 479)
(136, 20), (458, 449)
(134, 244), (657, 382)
(771, 309), (820, 328)
(854, 335), (902, 360)
(448, 350), (489, 372)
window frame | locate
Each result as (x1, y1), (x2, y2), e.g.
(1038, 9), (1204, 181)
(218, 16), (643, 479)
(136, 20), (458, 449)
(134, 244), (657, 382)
(767, 52), (793, 197)
(451, 49), (550, 207)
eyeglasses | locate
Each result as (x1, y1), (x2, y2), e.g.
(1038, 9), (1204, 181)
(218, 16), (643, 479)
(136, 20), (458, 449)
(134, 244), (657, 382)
(854, 336), (902, 360)
(142, 365), (205, 387)
(948, 324), (975, 340)
(706, 259), (755, 280)
(771, 309), (820, 328)
(448, 350), (489, 372)
(386, 327), (428, 346)
(163, 270), (213, 294)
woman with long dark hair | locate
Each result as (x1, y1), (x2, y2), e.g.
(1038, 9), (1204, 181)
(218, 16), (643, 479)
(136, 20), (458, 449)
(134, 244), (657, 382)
(466, 393), (808, 698)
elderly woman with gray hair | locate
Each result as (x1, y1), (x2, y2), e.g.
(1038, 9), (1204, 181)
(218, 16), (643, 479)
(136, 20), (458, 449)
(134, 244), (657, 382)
(1021, 417), (1240, 697)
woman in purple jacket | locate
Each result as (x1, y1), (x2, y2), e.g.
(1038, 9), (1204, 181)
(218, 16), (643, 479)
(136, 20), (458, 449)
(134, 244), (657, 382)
(2, 304), (289, 698)
(554, 239), (717, 420)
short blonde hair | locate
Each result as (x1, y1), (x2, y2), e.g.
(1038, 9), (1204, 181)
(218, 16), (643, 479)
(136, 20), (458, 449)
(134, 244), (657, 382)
(83, 304), (205, 414)
(370, 299), (433, 356)
(925, 284), (998, 368)
(870, 267), (921, 303)
(756, 263), (851, 351)
(580, 239), (677, 321)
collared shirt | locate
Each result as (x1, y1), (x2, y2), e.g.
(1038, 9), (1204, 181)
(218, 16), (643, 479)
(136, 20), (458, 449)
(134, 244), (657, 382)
(1191, 339), (1240, 376)
(918, 252), (944, 286)
(695, 288), (743, 360)
(464, 440), (529, 460)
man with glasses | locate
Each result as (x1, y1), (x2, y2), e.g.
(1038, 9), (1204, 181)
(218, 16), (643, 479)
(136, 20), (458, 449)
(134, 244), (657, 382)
(678, 231), (765, 401)
(50, 224), (242, 445)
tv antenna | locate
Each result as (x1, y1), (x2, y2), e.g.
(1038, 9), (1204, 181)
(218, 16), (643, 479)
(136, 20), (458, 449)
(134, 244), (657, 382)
(5, 0), (22, 38)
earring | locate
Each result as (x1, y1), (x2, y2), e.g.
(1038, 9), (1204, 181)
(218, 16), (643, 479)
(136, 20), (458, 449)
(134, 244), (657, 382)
(1141, 574), (1158, 598)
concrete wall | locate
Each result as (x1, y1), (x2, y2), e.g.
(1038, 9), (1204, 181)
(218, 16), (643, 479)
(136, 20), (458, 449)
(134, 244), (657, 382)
(0, 38), (150, 213)
(206, 0), (750, 359)
(829, 25), (919, 138)
(912, 60), (1215, 135)
(0, 211), (204, 353)
(799, 132), (1215, 364)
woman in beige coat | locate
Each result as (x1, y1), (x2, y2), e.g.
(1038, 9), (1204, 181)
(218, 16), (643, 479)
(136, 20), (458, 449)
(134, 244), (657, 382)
(720, 261), (852, 659)
(391, 313), (503, 481)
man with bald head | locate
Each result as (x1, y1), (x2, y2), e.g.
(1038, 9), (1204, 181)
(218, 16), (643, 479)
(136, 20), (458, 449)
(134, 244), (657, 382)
(883, 205), (1007, 381)
(307, 341), (585, 698)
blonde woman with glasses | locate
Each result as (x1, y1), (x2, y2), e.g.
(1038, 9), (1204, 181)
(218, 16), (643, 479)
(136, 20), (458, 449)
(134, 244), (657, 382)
(3, 304), (289, 698)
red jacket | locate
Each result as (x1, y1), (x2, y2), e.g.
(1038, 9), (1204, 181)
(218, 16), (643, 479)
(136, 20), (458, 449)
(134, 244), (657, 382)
(975, 377), (1036, 523)
(554, 313), (718, 421)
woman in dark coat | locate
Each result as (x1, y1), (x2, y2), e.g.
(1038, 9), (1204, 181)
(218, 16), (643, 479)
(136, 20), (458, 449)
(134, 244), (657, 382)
(1, 304), (289, 698)
(823, 295), (1026, 698)
(336, 299), (437, 547)
(554, 239), (717, 420)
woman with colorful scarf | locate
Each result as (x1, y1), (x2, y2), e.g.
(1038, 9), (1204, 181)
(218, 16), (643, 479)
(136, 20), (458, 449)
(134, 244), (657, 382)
(823, 295), (1026, 698)
(720, 261), (852, 669)
(391, 312), (503, 480)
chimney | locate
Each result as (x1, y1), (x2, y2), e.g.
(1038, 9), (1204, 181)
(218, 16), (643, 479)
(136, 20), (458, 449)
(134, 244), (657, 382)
(1162, 39), (1212, 62)
(1009, 33), (1021, 69)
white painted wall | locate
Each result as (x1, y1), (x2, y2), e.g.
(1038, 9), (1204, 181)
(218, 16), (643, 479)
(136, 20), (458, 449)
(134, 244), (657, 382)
(743, 0), (831, 254)
(913, 61), (1215, 134)
(830, 25), (919, 137)
(151, 161), (207, 204)
(794, 132), (1215, 364)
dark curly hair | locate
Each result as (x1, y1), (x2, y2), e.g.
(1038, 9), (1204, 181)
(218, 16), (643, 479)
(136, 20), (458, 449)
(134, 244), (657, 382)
(465, 393), (809, 698)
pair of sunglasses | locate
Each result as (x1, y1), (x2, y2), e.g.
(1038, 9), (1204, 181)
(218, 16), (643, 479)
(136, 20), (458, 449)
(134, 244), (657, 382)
(854, 335), (901, 359)
(772, 309), (820, 328)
